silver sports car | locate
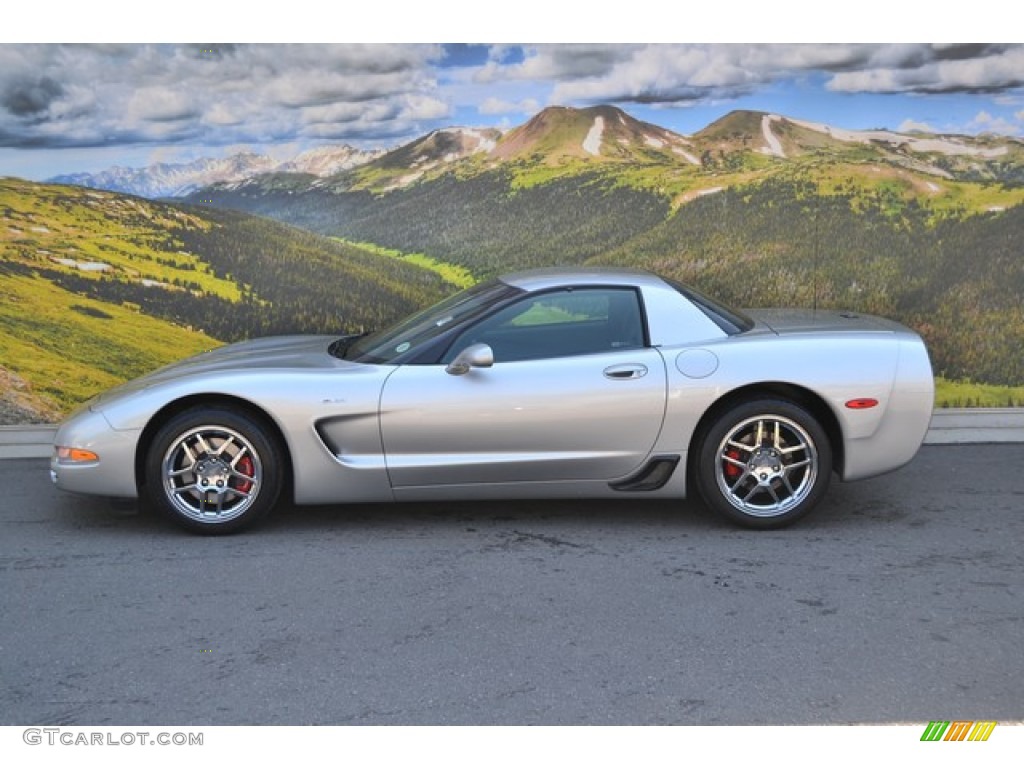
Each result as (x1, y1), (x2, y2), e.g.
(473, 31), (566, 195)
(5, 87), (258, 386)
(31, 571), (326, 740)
(51, 267), (934, 534)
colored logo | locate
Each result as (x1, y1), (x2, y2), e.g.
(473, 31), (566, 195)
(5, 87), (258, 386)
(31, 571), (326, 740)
(920, 721), (996, 742)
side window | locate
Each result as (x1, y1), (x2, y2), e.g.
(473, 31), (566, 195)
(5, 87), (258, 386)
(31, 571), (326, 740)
(444, 288), (645, 363)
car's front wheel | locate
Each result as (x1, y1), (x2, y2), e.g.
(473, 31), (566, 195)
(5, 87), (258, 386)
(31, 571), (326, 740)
(695, 399), (832, 529)
(143, 406), (283, 534)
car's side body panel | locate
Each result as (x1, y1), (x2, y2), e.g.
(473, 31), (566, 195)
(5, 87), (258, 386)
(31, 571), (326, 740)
(649, 332), (932, 483)
(379, 347), (668, 486)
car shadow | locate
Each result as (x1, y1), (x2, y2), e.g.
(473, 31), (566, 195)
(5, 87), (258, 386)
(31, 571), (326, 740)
(62, 494), (731, 537)
(267, 496), (723, 533)
(42, 470), (886, 538)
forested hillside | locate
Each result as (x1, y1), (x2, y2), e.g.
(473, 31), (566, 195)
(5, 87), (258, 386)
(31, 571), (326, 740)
(203, 169), (671, 277)
(0, 179), (450, 421)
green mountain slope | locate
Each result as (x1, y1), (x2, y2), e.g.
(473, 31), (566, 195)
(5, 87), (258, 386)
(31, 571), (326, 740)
(203, 169), (671, 277)
(1, 178), (451, 421)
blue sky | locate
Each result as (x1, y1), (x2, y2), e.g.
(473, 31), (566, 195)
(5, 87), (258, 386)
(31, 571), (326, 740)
(2, 42), (1023, 180)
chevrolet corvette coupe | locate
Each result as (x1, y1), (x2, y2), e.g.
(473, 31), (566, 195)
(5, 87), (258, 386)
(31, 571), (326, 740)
(51, 267), (934, 534)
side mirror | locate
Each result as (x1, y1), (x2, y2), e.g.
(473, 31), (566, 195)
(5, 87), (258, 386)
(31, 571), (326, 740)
(445, 343), (494, 376)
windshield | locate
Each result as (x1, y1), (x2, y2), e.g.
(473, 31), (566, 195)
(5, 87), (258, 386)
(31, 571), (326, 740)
(341, 279), (517, 364)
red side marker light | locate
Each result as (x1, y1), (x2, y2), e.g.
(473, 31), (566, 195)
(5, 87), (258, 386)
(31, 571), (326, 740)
(845, 398), (879, 410)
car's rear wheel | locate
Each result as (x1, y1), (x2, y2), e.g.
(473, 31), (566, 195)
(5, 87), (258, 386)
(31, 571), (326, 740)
(144, 406), (283, 534)
(695, 399), (832, 529)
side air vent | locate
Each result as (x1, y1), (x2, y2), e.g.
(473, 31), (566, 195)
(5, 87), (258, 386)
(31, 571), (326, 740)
(609, 455), (680, 492)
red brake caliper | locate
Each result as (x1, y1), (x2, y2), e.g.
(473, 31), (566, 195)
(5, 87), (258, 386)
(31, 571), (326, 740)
(233, 455), (255, 493)
(724, 449), (742, 479)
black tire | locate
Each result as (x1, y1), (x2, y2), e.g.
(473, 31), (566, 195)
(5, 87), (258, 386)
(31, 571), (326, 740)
(143, 406), (283, 534)
(694, 399), (832, 529)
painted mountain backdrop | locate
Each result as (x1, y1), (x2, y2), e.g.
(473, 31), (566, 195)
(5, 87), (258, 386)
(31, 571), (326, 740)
(190, 106), (1024, 389)
(4, 105), (1024, 422)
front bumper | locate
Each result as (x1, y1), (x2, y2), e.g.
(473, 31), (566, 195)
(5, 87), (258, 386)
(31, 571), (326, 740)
(50, 407), (141, 499)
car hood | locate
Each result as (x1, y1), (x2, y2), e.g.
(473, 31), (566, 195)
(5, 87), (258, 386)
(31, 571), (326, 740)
(150, 335), (346, 375)
(86, 335), (359, 409)
(139, 334), (352, 380)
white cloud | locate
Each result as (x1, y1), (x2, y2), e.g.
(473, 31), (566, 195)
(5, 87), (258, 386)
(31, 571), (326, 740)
(474, 44), (900, 105)
(400, 94), (451, 121)
(969, 110), (1021, 136)
(126, 87), (197, 123)
(472, 44), (1024, 106)
(827, 45), (1024, 94)
(0, 44), (447, 149)
(898, 118), (935, 134)
(204, 103), (244, 127)
(476, 45), (642, 84)
(478, 97), (540, 116)
(4, 43), (1024, 154)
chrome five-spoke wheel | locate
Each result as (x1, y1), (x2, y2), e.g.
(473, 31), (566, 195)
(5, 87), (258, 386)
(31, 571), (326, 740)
(145, 407), (283, 534)
(696, 399), (832, 528)
(162, 425), (263, 523)
(716, 415), (817, 517)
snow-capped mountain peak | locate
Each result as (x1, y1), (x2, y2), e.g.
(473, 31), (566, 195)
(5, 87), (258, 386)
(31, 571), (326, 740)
(48, 145), (381, 198)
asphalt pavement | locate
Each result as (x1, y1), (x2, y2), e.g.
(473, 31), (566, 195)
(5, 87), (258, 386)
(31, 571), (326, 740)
(1, 445), (1021, 725)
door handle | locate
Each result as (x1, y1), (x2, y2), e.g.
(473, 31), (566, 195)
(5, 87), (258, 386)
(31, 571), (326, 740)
(603, 364), (648, 380)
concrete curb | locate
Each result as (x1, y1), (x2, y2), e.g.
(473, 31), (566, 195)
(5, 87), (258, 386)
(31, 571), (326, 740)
(0, 425), (58, 459)
(3, 409), (1023, 460)
(923, 408), (1024, 445)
